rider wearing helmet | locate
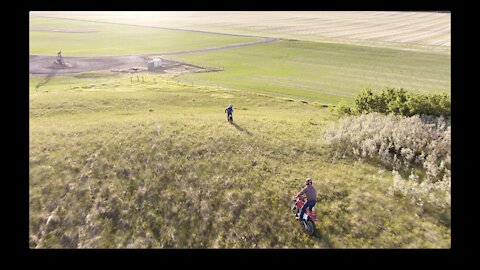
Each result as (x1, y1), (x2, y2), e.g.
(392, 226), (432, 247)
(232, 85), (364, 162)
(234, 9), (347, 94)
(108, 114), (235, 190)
(295, 178), (317, 220)
(225, 104), (233, 122)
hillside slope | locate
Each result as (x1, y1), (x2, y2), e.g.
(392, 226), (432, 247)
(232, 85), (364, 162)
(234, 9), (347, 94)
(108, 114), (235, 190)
(29, 73), (450, 248)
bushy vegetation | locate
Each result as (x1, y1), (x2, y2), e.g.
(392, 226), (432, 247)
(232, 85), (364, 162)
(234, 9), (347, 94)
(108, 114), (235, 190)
(323, 113), (450, 209)
(340, 88), (450, 117)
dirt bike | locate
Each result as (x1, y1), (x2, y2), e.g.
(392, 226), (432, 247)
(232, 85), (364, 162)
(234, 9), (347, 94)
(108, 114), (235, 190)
(227, 113), (233, 124)
(290, 197), (318, 236)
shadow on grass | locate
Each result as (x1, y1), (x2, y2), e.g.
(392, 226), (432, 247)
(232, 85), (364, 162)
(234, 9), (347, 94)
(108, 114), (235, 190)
(36, 69), (59, 90)
(294, 219), (336, 248)
(231, 122), (252, 136)
(313, 226), (335, 248)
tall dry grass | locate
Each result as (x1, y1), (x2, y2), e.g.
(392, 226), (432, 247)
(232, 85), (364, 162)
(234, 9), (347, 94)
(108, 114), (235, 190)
(323, 113), (450, 208)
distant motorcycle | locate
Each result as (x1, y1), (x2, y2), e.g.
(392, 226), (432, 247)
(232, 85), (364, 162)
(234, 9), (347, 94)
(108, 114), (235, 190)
(290, 197), (318, 236)
(227, 113), (233, 124)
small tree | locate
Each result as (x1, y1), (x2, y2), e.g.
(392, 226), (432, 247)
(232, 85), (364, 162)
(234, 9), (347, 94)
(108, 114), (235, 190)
(355, 88), (376, 113)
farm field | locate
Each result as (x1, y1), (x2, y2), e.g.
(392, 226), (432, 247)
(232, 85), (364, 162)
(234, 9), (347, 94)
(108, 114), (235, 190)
(33, 11), (451, 53)
(163, 40), (450, 104)
(29, 12), (451, 248)
(30, 15), (450, 104)
(30, 16), (263, 56)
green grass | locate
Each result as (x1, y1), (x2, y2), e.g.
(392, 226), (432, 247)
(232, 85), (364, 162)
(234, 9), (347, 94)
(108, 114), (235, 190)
(29, 13), (450, 248)
(32, 11), (450, 54)
(29, 14), (450, 106)
(29, 16), (261, 56)
(29, 73), (450, 248)
(163, 40), (450, 105)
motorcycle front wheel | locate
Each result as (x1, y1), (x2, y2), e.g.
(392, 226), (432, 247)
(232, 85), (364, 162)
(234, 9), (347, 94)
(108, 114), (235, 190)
(304, 220), (316, 236)
(290, 200), (298, 214)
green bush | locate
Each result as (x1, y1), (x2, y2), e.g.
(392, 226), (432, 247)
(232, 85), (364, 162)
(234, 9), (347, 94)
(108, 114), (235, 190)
(350, 88), (450, 117)
(354, 88), (376, 113)
(337, 101), (353, 115)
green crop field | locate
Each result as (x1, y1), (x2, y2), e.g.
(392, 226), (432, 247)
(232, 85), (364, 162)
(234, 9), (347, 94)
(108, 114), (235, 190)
(164, 40), (450, 104)
(29, 12), (451, 248)
(29, 16), (260, 56)
(33, 11), (451, 53)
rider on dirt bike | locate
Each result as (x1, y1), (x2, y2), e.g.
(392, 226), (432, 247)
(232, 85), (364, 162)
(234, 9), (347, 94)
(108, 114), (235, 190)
(294, 178), (317, 220)
(225, 104), (233, 122)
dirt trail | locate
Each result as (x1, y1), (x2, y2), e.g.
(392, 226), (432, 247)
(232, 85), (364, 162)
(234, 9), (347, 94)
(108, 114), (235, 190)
(30, 16), (278, 74)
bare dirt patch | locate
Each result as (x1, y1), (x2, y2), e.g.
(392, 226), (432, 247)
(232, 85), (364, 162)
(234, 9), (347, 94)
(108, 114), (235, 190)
(29, 55), (218, 75)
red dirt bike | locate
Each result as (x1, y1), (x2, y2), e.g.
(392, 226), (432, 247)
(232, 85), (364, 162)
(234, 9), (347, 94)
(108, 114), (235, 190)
(290, 197), (318, 236)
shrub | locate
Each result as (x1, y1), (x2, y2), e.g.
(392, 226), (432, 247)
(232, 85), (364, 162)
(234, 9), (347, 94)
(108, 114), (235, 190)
(354, 88), (377, 114)
(337, 101), (353, 115)
(349, 88), (450, 117)
(387, 169), (450, 208)
(323, 113), (451, 208)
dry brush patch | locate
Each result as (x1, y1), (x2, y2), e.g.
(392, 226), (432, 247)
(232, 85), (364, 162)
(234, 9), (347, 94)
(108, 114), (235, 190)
(323, 113), (451, 209)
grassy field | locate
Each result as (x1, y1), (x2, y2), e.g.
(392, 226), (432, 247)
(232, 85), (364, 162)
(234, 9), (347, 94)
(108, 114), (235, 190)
(32, 11), (451, 53)
(29, 12), (451, 248)
(30, 13), (450, 105)
(29, 73), (450, 248)
(163, 40), (450, 104)
(29, 16), (260, 56)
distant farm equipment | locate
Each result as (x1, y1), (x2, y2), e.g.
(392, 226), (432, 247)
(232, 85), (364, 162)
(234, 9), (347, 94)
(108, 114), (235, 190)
(147, 58), (162, 71)
(52, 51), (71, 68)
